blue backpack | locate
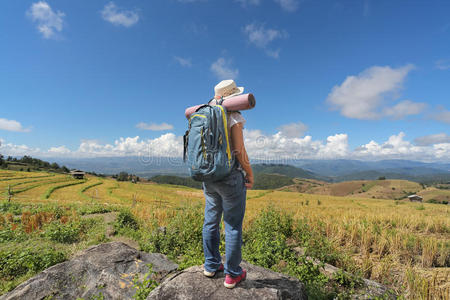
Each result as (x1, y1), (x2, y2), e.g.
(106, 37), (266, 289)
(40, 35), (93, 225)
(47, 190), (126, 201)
(183, 100), (235, 182)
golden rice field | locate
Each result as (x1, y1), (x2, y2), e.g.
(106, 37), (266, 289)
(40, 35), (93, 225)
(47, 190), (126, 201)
(1, 169), (449, 298)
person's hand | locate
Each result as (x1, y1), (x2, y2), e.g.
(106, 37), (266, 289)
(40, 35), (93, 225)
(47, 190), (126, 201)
(245, 174), (254, 189)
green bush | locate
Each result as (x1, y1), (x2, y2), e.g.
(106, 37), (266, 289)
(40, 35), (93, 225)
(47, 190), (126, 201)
(115, 210), (139, 231)
(140, 205), (204, 269)
(243, 206), (293, 268)
(78, 204), (112, 215)
(333, 269), (363, 288)
(242, 207), (328, 297)
(293, 218), (343, 267)
(0, 201), (22, 215)
(43, 221), (81, 243)
(0, 247), (65, 279)
(0, 225), (27, 243)
(132, 264), (158, 300)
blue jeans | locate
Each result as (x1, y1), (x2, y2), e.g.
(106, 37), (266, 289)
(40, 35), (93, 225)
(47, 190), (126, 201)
(202, 169), (247, 277)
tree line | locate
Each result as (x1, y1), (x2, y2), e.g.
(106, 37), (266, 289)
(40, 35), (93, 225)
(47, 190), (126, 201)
(0, 154), (70, 173)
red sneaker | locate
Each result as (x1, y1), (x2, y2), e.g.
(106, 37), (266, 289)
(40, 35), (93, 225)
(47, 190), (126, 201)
(203, 263), (224, 278)
(224, 269), (246, 289)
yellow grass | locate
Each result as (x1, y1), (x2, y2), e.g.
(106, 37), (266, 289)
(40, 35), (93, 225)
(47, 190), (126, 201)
(4, 170), (449, 297)
(49, 176), (98, 203)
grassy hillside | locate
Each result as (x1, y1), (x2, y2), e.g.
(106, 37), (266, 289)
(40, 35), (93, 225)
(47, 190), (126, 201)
(333, 170), (450, 183)
(150, 170), (297, 190)
(150, 175), (202, 189)
(252, 163), (328, 181)
(305, 179), (424, 200)
(0, 169), (448, 298)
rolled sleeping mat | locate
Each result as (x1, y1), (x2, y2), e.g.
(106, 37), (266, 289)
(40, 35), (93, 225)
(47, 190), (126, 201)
(185, 93), (256, 119)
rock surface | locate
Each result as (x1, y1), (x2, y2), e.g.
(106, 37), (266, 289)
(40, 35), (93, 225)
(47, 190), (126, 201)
(0, 242), (178, 300)
(148, 260), (307, 300)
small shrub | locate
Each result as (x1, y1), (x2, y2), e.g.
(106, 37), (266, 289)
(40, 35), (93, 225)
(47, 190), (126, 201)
(78, 204), (112, 215)
(0, 247), (65, 279)
(0, 225), (27, 243)
(0, 202), (22, 215)
(43, 221), (81, 243)
(140, 205), (203, 269)
(243, 206), (293, 268)
(132, 264), (158, 300)
(426, 199), (439, 204)
(416, 205), (425, 211)
(115, 210), (139, 231)
(333, 269), (363, 288)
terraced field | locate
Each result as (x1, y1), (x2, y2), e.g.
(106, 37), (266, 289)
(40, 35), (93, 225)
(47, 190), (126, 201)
(1, 169), (449, 298)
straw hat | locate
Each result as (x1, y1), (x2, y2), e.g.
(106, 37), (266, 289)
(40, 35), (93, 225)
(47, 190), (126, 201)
(214, 79), (244, 100)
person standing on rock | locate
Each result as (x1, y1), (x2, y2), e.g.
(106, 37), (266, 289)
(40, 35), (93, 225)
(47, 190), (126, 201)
(202, 79), (254, 289)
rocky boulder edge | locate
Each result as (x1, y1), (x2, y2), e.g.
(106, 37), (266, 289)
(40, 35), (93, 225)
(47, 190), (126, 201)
(147, 261), (307, 300)
(0, 242), (178, 300)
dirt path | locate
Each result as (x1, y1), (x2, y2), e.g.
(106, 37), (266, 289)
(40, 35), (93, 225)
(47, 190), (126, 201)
(82, 212), (140, 249)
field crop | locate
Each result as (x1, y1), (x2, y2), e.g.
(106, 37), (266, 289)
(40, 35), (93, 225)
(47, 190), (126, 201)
(0, 169), (448, 298)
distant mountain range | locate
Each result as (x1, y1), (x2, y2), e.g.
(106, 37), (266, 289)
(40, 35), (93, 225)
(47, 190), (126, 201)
(51, 157), (450, 183)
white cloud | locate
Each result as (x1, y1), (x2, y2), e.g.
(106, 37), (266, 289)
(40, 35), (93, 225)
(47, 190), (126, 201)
(1, 130), (449, 162)
(277, 122), (308, 138)
(174, 56), (192, 67)
(26, 1), (65, 39)
(101, 2), (139, 27)
(243, 23), (288, 57)
(432, 107), (450, 124)
(383, 100), (427, 119)
(243, 130), (349, 160)
(274, 0), (299, 12)
(414, 133), (450, 146)
(435, 59), (450, 70)
(48, 145), (71, 154)
(352, 132), (449, 161)
(136, 122), (174, 131)
(0, 118), (30, 132)
(0, 139), (41, 156)
(434, 143), (450, 159)
(326, 64), (416, 120)
(210, 57), (239, 80)
(76, 134), (182, 157)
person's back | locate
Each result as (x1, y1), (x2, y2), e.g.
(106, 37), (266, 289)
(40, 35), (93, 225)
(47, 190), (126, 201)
(201, 79), (254, 289)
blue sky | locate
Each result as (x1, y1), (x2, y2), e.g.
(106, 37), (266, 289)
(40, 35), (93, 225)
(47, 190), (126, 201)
(0, 0), (449, 161)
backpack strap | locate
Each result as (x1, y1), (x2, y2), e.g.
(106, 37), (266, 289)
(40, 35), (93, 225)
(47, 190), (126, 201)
(183, 130), (189, 162)
(194, 104), (210, 112)
(207, 97), (225, 106)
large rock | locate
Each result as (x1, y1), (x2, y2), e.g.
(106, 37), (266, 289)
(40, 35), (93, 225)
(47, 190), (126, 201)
(148, 260), (307, 300)
(0, 242), (178, 300)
